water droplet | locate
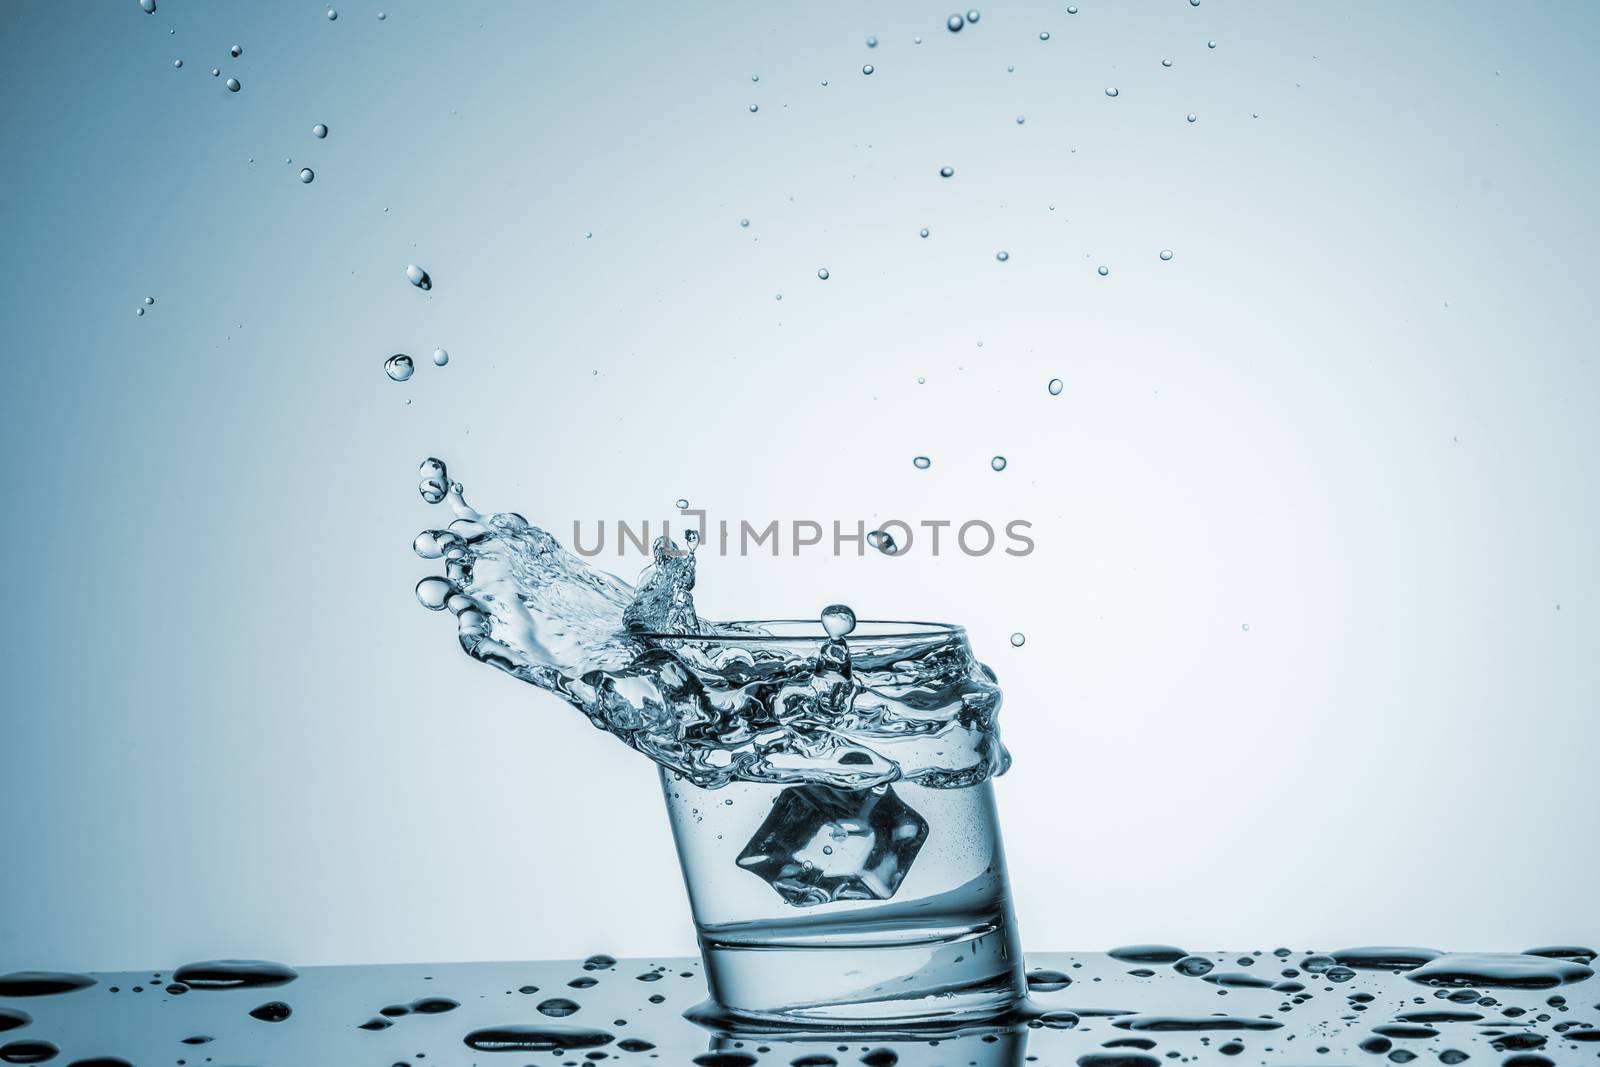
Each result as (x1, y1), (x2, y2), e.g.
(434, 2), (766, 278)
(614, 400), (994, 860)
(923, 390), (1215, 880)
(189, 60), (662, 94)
(229, 44), (242, 57)
(991, 455), (1007, 471)
(248, 1001), (291, 1022)
(868, 530), (898, 555)
(211, 68), (220, 76)
(1098, 265), (1110, 276)
(866, 35), (878, 47)
(966, 9), (980, 23)
(817, 268), (829, 280)
(1105, 86), (1119, 97)
(405, 264), (432, 290)
(1067, 5), (1078, 13)
(1010, 632), (1025, 647)
(138, 0), (157, 10)
(298, 167), (314, 183)
(143, 296), (154, 305)
(1159, 249), (1174, 261)
(1191, 0), (1201, 5)
(861, 64), (874, 75)
(751, 74), (759, 82)
(384, 354), (415, 382)
(1048, 378), (1063, 395)
(996, 250), (1009, 262)
(914, 35), (923, 44)
(940, 165), (954, 177)
(170, 961), (297, 990)
(465, 1024), (615, 1052)
(312, 122), (328, 138)
(947, 13), (965, 31)
(326, 7), (337, 19)
(1026, 969), (1072, 992)
(1174, 955), (1216, 977)
(135, 307), (145, 317)
(432, 347), (449, 366)
(1241, 623), (1250, 631)
(749, 103), (758, 112)
(739, 218), (750, 227)
(0, 972), (98, 997)
(377, 11), (386, 19)
(919, 228), (930, 238)
(821, 604), (857, 639)
(912, 455), (931, 469)
(537, 997), (581, 1018)
(1016, 114), (1026, 124)
(1039, 31), (1050, 40)
(1162, 58), (1173, 67)
(225, 77), (240, 92)
(173, 58), (182, 68)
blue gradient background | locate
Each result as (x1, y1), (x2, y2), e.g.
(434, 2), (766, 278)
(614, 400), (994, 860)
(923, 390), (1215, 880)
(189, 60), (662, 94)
(1, 1), (1595, 971)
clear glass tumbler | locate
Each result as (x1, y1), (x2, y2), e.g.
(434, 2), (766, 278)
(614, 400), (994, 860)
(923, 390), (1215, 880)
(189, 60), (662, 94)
(651, 622), (1026, 1031)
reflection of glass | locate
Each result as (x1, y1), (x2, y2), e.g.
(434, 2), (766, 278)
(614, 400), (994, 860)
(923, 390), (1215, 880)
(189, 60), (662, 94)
(654, 621), (1026, 1029)
(701, 1022), (1031, 1067)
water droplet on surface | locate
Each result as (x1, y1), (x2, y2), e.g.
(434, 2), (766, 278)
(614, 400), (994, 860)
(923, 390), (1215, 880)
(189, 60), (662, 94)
(248, 1001), (291, 1022)
(0, 973), (97, 997)
(465, 1025), (615, 1052)
(947, 13), (965, 31)
(821, 604), (857, 639)
(298, 167), (314, 183)
(312, 122), (328, 138)
(432, 347), (449, 366)
(817, 268), (829, 280)
(1098, 265), (1110, 276)
(1159, 249), (1174, 261)
(1173, 955), (1215, 977)
(384, 354), (414, 382)
(1025, 968), (1072, 992)
(913, 455), (931, 469)
(170, 961), (297, 990)
(0, 1040), (58, 1064)
(996, 250), (1009, 262)
(1105, 86), (1119, 97)
(0, 1012), (29, 1034)
(861, 64), (874, 75)
(225, 77), (240, 92)
(405, 264), (432, 290)
(1406, 953), (1594, 989)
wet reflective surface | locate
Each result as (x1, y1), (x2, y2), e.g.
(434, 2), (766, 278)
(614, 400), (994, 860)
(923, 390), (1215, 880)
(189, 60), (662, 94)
(2, 949), (1596, 1064)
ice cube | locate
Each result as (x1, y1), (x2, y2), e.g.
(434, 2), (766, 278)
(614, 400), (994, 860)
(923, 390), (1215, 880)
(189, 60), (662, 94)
(736, 784), (928, 906)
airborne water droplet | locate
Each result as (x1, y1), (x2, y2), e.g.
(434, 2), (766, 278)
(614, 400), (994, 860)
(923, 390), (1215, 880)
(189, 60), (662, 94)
(1187, 112), (1197, 123)
(230, 44), (242, 57)
(966, 9), (980, 23)
(947, 13), (964, 32)
(1048, 378), (1063, 395)
(225, 77), (240, 92)
(1160, 249), (1174, 261)
(432, 347), (449, 366)
(416, 576), (455, 611)
(1039, 31), (1050, 40)
(868, 530), (898, 555)
(313, 123), (328, 138)
(299, 167), (314, 183)
(384, 354), (414, 382)
(866, 35), (878, 47)
(821, 604), (857, 639)
(991, 455), (1007, 471)
(405, 264), (432, 290)
(817, 268), (829, 280)
(1010, 632), (1025, 647)
(913, 456), (931, 469)
(996, 250), (1009, 262)
(173, 59), (182, 68)
(940, 165), (954, 177)
(919, 228), (930, 238)
(1098, 265), (1110, 276)
(861, 63), (873, 75)
(326, 7), (337, 19)
(1105, 87), (1119, 97)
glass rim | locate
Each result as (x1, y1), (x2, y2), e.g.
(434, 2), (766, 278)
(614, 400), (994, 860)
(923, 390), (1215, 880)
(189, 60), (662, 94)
(634, 619), (965, 644)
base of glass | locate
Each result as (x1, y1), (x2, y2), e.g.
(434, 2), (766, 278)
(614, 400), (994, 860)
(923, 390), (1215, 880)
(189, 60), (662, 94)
(689, 915), (1026, 1032)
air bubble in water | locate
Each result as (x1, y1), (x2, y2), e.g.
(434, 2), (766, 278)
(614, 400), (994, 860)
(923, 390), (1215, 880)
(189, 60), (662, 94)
(1010, 632), (1025, 647)
(230, 44), (242, 57)
(861, 64), (874, 75)
(817, 268), (829, 280)
(431, 347), (449, 367)
(919, 228), (929, 238)
(991, 455), (1007, 471)
(947, 13), (964, 32)
(385, 354), (414, 382)
(940, 165), (954, 177)
(913, 456), (931, 469)
(313, 123), (328, 138)
(299, 167), (314, 183)
(1160, 249), (1174, 261)
(405, 264), (432, 290)
(1048, 378), (1063, 395)
(821, 604), (857, 639)
(1105, 87), (1119, 97)
(996, 250), (1009, 262)
(225, 77), (240, 92)
(1098, 265), (1110, 276)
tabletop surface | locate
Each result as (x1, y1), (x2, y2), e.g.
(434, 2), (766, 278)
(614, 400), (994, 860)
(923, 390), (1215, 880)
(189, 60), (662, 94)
(1, 947), (1596, 1066)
